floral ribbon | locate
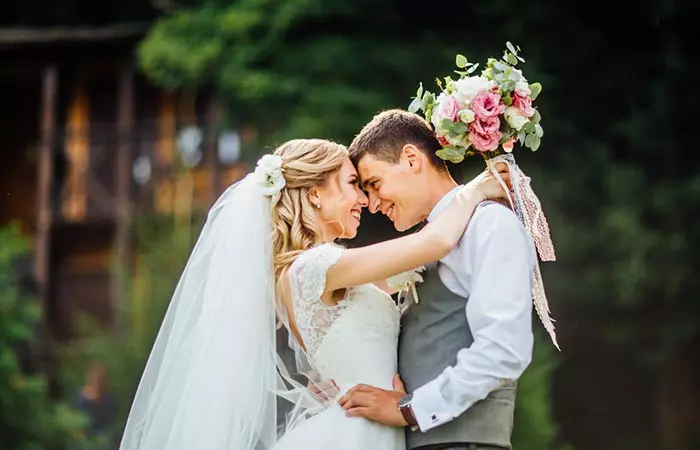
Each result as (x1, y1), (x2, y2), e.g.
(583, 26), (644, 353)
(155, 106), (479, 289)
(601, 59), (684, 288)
(486, 154), (560, 350)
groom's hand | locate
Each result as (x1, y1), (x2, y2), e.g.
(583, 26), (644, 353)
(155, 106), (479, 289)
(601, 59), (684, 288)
(339, 375), (408, 427)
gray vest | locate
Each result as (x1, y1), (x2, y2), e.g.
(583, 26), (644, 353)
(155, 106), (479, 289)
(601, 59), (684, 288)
(398, 263), (516, 449)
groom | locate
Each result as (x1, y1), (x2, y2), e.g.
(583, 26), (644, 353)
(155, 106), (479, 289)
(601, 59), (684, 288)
(339, 109), (535, 450)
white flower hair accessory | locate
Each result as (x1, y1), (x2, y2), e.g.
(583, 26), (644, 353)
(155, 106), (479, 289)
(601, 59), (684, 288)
(254, 154), (286, 196)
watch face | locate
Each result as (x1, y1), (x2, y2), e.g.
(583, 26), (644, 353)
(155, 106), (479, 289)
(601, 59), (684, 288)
(399, 393), (413, 407)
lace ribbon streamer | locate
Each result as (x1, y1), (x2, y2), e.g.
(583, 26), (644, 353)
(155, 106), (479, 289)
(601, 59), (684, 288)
(486, 154), (560, 350)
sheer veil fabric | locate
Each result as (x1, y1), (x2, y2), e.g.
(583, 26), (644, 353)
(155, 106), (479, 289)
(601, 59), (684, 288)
(119, 175), (331, 450)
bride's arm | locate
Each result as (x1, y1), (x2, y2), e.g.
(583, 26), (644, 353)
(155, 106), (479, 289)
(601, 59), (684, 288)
(325, 184), (490, 293)
(372, 280), (395, 295)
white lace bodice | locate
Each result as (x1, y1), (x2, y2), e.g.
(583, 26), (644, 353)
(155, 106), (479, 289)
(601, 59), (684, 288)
(289, 244), (401, 390)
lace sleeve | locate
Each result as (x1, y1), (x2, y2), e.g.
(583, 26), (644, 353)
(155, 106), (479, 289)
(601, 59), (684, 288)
(288, 244), (344, 356)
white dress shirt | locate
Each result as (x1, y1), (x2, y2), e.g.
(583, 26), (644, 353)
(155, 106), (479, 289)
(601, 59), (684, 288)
(409, 186), (535, 432)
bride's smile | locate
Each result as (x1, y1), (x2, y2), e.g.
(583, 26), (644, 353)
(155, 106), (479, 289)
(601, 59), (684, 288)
(312, 158), (369, 241)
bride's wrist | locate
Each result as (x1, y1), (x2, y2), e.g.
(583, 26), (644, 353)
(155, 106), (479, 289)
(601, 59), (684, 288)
(457, 185), (485, 205)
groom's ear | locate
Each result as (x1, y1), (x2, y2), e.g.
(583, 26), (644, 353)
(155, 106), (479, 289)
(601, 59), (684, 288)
(401, 144), (422, 173)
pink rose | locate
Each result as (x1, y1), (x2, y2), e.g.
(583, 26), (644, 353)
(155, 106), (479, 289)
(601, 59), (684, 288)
(471, 90), (506, 119)
(512, 92), (535, 117)
(468, 118), (502, 152)
(431, 93), (461, 127)
(470, 116), (500, 135)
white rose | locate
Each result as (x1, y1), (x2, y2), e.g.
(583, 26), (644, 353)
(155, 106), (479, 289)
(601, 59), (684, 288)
(504, 106), (529, 131)
(458, 108), (475, 123)
(254, 154), (286, 196)
(453, 76), (495, 106)
(514, 80), (531, 97)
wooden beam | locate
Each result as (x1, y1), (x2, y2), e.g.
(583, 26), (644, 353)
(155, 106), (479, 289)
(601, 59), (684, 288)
(113, 64), (135, 332)
(155, 92), (176, 213)
(35, 66), (57, 296)
(206, 98), (223, 204)
(62, 84), (89, 221)
(0, 23), (149, 45)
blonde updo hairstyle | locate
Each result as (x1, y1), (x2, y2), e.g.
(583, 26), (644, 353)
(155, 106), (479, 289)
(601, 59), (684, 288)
(269, 139), (349, 304)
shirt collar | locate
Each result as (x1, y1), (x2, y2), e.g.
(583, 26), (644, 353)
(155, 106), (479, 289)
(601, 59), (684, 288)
(427, 185), (461, 223)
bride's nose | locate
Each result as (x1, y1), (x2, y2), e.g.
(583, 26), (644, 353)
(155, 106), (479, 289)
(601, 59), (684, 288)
(357, 190), (369, 207)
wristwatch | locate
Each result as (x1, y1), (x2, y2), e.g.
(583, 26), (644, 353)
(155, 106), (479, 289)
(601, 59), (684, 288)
(398, 393), (418, 428)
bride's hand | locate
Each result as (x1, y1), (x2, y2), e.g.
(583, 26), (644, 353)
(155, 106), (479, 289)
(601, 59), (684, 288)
(463, 162), (512, 203)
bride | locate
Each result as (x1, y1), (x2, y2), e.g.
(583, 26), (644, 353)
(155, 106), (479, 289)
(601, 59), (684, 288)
(119, 138), (508, 450)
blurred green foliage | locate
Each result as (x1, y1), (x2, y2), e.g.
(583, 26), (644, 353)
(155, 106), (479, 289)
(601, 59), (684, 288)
(0, 224), (89, 450)
(60, 210), (204, 446)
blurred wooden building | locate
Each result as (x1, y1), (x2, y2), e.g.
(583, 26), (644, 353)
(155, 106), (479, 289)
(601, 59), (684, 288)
(0, 24), (251, 343)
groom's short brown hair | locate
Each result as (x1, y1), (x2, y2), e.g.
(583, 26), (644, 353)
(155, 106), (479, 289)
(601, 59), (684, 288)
(349, 109), (448, 173)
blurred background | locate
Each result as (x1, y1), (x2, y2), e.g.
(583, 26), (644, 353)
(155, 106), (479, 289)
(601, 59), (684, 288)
(0, 0), (697, 449)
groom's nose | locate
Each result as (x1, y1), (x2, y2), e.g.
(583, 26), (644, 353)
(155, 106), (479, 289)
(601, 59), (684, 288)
(367, 194), (381, 214)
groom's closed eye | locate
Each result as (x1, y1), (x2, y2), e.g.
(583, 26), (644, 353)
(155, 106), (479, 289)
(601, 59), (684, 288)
(362, 178), (378, 192)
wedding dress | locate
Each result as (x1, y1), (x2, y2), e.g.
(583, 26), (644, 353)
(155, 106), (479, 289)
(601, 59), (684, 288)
(118, 174), (405, 450)
(273, 243), (405, 450)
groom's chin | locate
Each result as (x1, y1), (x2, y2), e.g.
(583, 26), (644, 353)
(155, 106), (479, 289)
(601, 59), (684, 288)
(393, 221), (412, 233)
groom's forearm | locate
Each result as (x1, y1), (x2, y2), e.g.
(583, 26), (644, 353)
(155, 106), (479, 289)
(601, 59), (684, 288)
(408, 331), (532, 431)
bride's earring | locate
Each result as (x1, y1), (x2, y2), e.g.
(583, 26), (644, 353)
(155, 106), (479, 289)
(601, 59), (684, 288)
(315, 201), (321, 209)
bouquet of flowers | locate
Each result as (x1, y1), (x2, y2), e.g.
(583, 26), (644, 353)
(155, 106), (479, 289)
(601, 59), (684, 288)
(409, 43), (560, 349)
(409, 42), (543, 162)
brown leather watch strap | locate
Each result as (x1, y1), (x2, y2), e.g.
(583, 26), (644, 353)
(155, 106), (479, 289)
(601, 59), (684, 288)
(400, 404), (418, 427)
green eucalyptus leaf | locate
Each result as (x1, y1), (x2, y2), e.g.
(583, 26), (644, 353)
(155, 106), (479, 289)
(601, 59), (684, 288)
(524, 133), (536, 150)
(529, 82), (542, 100)
(408, 96), (422, 113)
(505, 53), (518, 65)
(425, 104), (435, 122)
(531, 109), (541, 124)
(456, 54), (468, 68)
(493, 60), (508, 72)
(531, 134), (541, 151)
(535, 123), (544, 138)
(453, 121), (468, 133)
(522, 121), (536, 134)
(436, 147), (466, 164)
(506, 41), (518, 56)
(441, 118), (454, 130)
(502, 80), (515, 92)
